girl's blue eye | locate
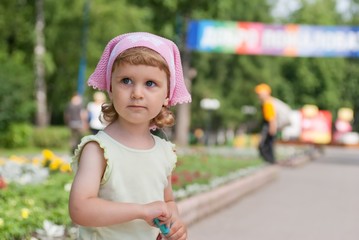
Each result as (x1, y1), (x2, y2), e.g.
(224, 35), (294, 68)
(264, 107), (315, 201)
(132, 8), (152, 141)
(121, 78), (132, 84)
(146, 81), (156, 87)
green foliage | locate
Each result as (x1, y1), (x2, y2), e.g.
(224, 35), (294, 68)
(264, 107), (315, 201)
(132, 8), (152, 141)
(0, 55), (35, 132)
(0, 125), (70, 150)
(291, 0), (341, 25)
(0, 0), (35, 62)
(0, 123), (33, 149)
(32, 126), (70, 149)
(0, 1), (36, 131)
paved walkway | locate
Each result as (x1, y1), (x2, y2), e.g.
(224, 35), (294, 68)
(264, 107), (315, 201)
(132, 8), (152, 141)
(188, 146), (359, 240)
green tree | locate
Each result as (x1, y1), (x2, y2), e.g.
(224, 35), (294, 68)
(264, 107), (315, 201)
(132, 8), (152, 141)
(0, 57), (34, 135)
(0, 0), (36, 132)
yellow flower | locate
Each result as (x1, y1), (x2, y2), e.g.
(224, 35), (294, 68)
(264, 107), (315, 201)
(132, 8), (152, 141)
(60, 163), (71, 173)
(42, 149), (55, 160)
(49, 157), (63, 171)
(49, 161), (60, 171)
(0, 158), (5, 166)
(21, 208), (30, 219)
(55, 157), (64, 164)
(0, 218), (4, 228)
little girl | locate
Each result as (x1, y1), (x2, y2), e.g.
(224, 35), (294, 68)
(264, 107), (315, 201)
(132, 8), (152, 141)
(69, 32), (191, 240)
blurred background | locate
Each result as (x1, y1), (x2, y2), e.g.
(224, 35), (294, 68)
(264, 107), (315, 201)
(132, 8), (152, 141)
(1, 0), (359, 150)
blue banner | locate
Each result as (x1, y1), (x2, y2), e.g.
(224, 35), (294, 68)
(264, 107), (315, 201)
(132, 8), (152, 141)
(187, 20), (359, 57)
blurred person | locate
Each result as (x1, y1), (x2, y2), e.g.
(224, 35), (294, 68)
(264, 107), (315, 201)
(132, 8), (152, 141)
(255, 83), (277, 164)
(64, 93), (88, 153)
(87, 91), (107, 134)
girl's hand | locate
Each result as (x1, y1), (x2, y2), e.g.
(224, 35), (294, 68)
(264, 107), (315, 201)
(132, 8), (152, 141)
(161, 217), (187, 240)
(142, 201), (170, 226)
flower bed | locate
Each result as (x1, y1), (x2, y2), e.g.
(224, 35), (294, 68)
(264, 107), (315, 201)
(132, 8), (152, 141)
(172, 155), (263, 200)
(0, 150), (263, 239)
(0, 150), (73, 239)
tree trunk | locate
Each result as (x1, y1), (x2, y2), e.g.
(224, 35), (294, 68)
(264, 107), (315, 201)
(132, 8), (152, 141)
(35, 0), (48, 127)
(174, 16), (192, 146)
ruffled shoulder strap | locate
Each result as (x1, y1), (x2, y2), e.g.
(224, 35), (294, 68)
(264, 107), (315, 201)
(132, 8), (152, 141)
(71, 134), (111, 184)
(154, 136), (177, 175)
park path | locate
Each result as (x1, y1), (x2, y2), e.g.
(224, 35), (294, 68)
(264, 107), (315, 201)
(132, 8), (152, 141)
(188, 146), (359, 240)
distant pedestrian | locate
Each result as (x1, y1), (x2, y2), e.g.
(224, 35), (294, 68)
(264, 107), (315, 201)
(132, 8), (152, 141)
(64, 93), (87, 153)
(255, 83), (281, 164)
(87, 91), (107, 134)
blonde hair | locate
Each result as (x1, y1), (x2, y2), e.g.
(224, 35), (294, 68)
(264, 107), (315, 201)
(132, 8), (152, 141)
(102, 47), (175, 128)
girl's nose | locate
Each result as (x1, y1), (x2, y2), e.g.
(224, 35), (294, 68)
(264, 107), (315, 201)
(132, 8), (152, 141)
(131, 85), (144, 99)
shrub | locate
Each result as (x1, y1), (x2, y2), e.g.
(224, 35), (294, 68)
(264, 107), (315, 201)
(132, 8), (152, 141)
(32, 126), (70, 149)
(0, 123), (33, 148)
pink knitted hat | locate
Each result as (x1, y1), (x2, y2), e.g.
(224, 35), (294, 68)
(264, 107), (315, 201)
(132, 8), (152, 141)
(88, 32), (191, 106)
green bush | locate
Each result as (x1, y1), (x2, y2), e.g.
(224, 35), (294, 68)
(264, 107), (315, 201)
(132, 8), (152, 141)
(32, 126), (70, 149)
(0, 55), (35, 132)
(0, 123), (33, 148)
(0, 125), (71, 150)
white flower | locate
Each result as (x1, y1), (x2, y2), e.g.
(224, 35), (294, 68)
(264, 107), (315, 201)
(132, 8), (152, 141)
(0, 160), (49, 185)
(36, 220), (65, 238)
(64, 183), (72, 192)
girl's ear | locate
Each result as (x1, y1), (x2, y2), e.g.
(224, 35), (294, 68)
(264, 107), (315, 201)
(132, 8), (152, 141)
(163, 98), (169, 107)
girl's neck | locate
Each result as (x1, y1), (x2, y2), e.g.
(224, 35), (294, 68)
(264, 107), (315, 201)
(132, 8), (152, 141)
(104, 121), (154, 149)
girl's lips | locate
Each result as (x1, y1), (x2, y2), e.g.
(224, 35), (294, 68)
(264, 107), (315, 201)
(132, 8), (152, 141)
(128, 105), (146, 109)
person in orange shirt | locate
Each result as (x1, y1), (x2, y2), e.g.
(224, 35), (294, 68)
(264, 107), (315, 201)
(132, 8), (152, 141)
(255, 83), (277, 164)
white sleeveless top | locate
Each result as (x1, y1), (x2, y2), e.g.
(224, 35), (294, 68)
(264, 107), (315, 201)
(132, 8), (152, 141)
(72, 131), (177, 240)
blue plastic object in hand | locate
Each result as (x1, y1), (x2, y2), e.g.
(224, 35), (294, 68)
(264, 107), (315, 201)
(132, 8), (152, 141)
(153, 218), (170, 235)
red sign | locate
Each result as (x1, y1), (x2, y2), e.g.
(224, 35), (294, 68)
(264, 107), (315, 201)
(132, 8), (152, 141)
(300, 109), (332, 144)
